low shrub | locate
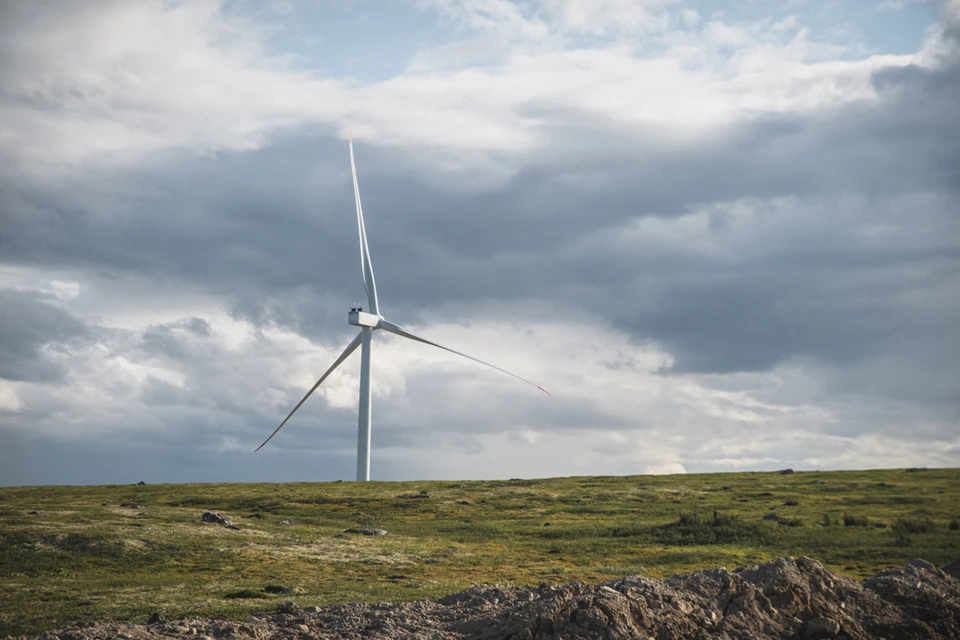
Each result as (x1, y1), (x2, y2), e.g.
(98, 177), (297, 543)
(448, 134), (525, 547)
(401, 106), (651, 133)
(843, 514), (869, 527)
(892, 517), (936, 534)
(651, 511), (768, 546)
(223, 590), (265, 599)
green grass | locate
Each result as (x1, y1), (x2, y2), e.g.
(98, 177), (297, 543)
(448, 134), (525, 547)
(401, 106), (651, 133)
(1, 468), (958, 636)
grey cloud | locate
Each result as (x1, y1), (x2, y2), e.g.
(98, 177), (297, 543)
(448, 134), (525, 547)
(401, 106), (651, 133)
(0, 289), (89, 383)
(1, 0), (959, 484)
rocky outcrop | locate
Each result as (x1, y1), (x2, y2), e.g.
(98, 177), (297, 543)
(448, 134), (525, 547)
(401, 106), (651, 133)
(13, 557), (960, 639)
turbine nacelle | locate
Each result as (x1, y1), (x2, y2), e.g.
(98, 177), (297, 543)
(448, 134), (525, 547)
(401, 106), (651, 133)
(348, 308), (381, 328)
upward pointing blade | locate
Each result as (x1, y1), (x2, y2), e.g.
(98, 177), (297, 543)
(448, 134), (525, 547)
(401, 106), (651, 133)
(350, 133), (379, 316)
(255, 331), (364, 452)
(378, 319), (551, 395)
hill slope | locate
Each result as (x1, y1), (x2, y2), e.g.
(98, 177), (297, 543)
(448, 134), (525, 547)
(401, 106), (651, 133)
(2, 468), (958, 635)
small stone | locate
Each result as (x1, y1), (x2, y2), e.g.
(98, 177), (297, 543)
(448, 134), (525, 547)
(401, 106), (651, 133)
(303, 606), (321, 613)
(147, 612), (165, 625)
(117, 633), (132, 639)
(543, 522), (552, 527)
(457, 500), (470, 505)
(201, 511), (232, 526)
(225, 524), (240, 530)
(804, 617), (840, 638)
(295, 624), (309, 633)
(345, 528), (388, 536)
(942, 557), (960, 579)
(265, 585), (295, 594)
(277, 601), (298, 614)
(419, 490), (429, 495)
(280, 519), (297, 525)
(763, 513), (782, 522)
(906, 558), (936, 571)
(27, 510), (39, 515)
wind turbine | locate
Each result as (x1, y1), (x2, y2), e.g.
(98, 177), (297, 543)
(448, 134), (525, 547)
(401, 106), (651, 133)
(256, 133), (550, 481)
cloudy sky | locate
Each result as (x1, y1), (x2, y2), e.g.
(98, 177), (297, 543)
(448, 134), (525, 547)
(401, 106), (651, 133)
(1, 0), (958, 486)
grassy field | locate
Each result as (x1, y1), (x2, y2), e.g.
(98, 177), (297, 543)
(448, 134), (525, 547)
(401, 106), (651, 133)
(1, 468), (958, 636)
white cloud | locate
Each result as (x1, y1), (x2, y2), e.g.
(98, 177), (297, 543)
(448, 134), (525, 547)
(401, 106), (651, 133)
(0, 0), (922, 184)
(1, 2), (957, 482)
(644, 461), (688, 475)
(546, 0), (679, 35)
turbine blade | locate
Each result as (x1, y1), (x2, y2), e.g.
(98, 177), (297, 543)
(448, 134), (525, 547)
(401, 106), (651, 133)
(378, 319), (550, 395)
(349, 137), (380, 315)
(255, 331), (364, 452)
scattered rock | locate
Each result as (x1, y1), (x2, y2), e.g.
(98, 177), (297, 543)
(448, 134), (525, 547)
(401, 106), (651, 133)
(721, 485), (731, 490)
(146, 612), (164, 625)
(943, 557), (960, 579)
(543, 522), (552, 527)
(120, 503), (146, 509)
(763, 512), (782, 521)
(303, 606), (321, 613)
(457, 500), (471, 505)
(201, 511), (232, 526)
(265, 585), (295, 595)
(907, 558), (936, 571)
(277, 601), (298, 614)
(225, 524), (241, 530)
(419, 490), (429, 496)
(345, 528), (388, 536)
(280, 519), (297, 525)
(804, 616), (841, 638)
(26, 510), (39, 515)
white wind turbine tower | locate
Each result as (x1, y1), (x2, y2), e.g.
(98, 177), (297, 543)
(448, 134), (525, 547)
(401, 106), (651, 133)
(256, 133), (550, 481)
